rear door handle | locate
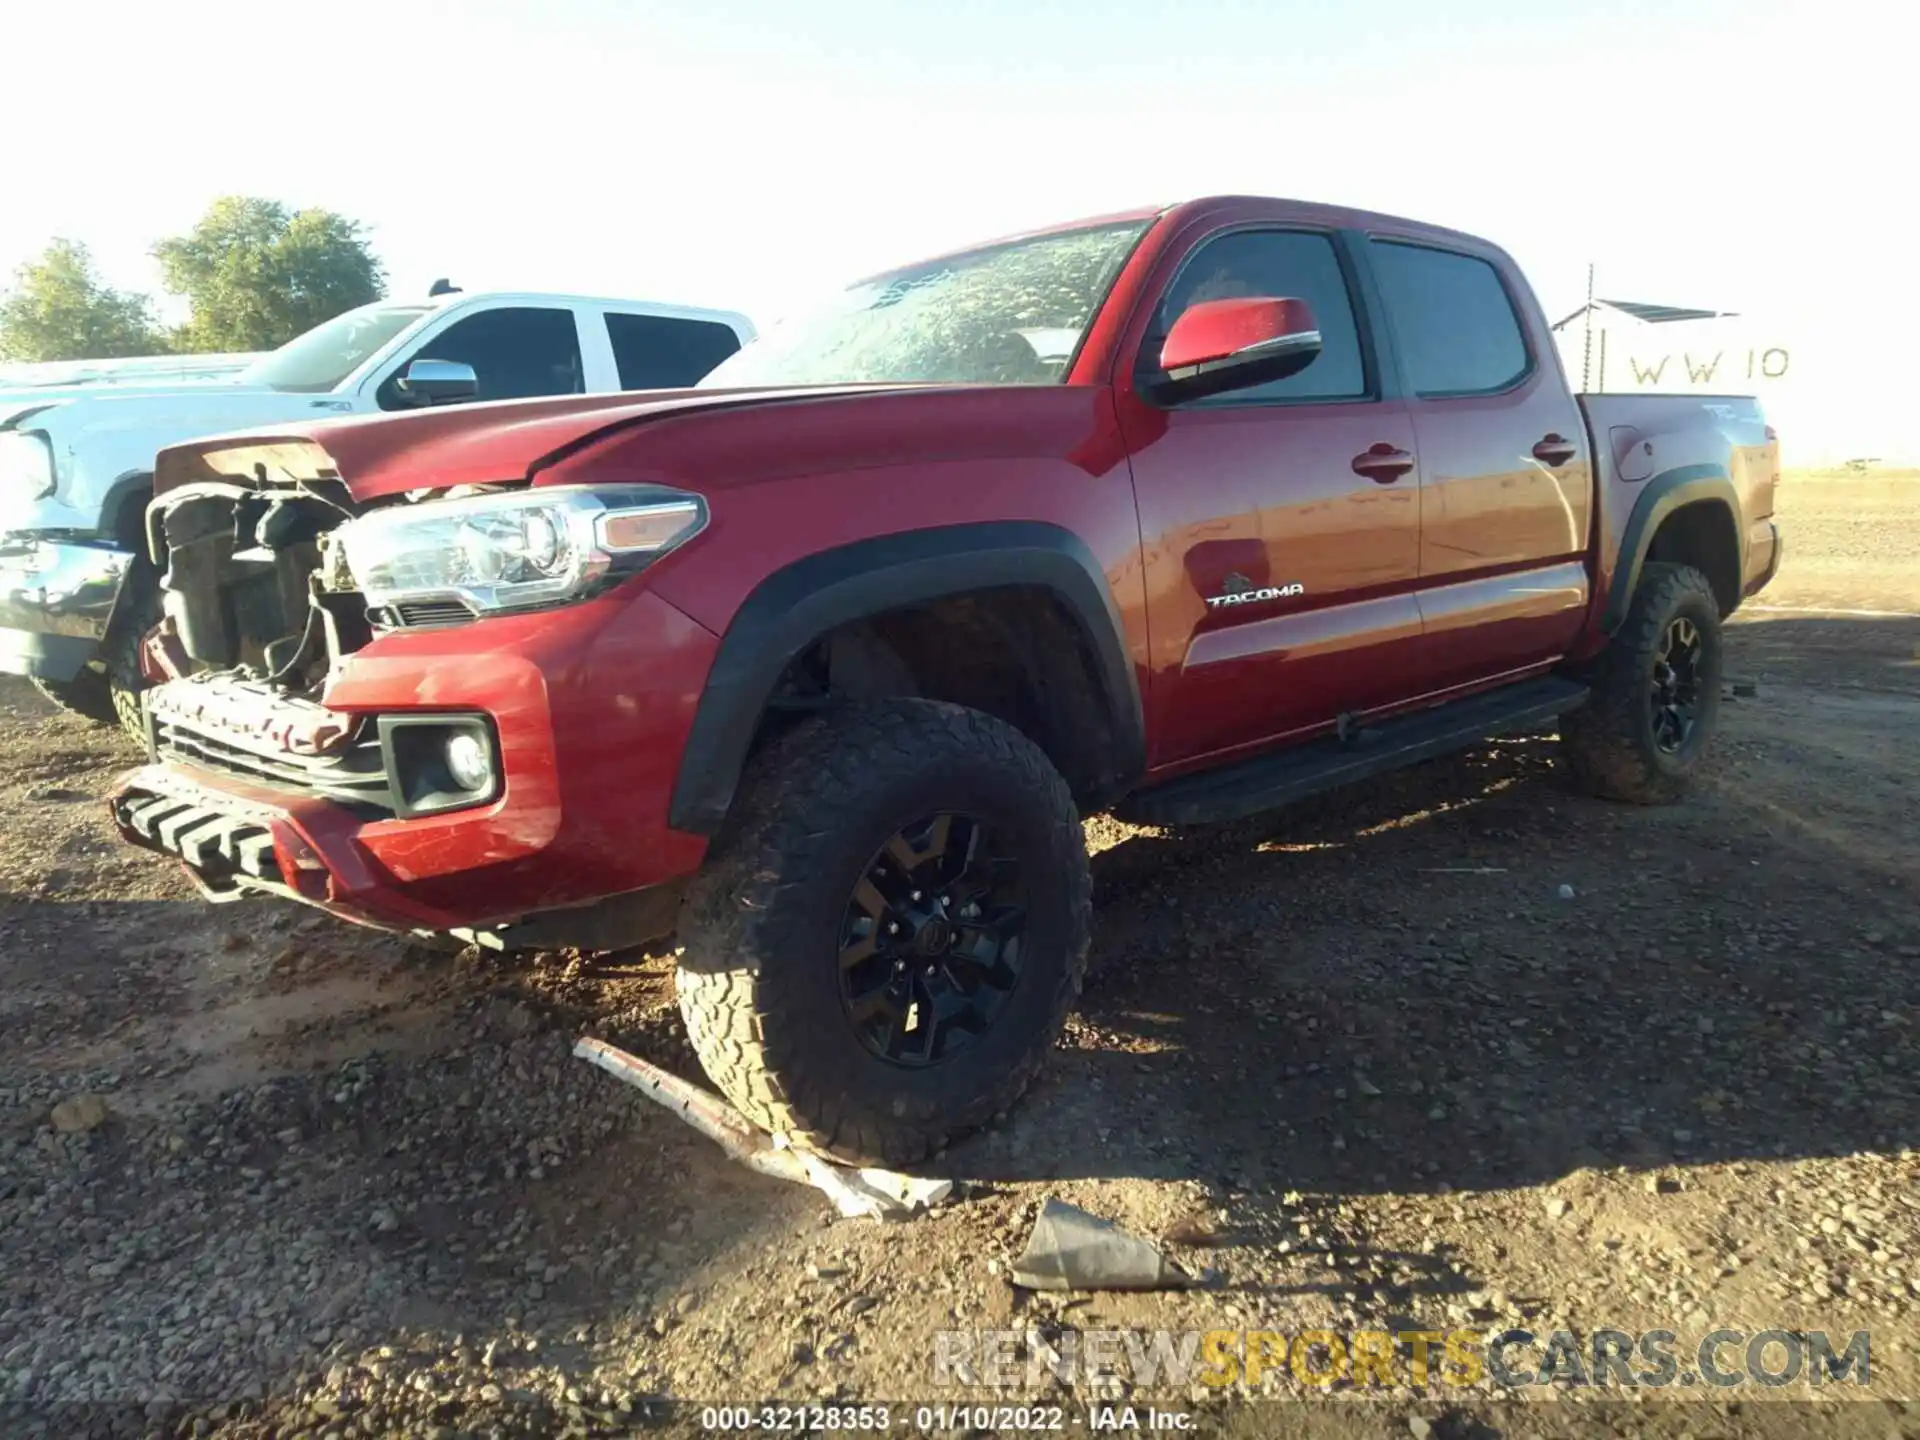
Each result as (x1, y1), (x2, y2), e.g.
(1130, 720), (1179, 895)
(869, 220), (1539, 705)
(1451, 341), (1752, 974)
(1532, 433), (1578, 466)
(1352, 444), (1414, 483)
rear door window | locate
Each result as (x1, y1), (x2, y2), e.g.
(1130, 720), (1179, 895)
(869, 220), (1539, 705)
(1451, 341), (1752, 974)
(605, 313), (743, 389)
(1369, 242), (1529, 396)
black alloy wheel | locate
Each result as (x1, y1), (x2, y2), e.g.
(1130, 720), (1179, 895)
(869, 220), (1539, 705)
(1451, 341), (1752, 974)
(837, 812), (1028, 1067)
(674, 698), (1091, 1165)
(1560, 561), (1724, 805)
(1650, 615), (1704, 754)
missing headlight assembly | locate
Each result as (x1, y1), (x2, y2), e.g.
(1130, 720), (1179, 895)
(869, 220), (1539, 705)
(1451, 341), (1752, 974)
(146, 475), (369, 690)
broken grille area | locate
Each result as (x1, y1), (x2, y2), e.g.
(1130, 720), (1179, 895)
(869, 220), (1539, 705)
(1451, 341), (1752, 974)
(115, 792), (283, 885)
(150, 711), (395, 817)
(145, 677), (398, 818)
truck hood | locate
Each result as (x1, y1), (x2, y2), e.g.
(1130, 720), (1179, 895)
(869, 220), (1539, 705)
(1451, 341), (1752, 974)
(0, 379), (262, 425)
(3, 384), (343, 451)
(152, 386), (917, 499)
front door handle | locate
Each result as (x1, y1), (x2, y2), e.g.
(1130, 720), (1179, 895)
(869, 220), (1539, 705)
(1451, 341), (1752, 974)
(1352, 443), (1414, 483)
(1532, 433), (1578, 466)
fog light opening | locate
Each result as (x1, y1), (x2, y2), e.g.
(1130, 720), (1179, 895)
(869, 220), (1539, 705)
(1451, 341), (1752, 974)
(445, 731), (494, 792)
(376, 714), (502, 819)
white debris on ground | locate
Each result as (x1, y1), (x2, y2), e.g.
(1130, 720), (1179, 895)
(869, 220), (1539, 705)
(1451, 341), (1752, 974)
(573, 1036), (951, 1220)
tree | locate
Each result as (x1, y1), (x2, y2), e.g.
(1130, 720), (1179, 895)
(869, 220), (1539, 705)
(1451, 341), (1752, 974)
(0, 240), (162, 362)
(154, 197), (385, 352)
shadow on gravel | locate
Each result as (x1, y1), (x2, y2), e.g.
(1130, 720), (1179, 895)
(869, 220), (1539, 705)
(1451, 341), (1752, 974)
(3, 618), (1915, 1419)
(1727, 611), (1920, 692)
(0, 927), (804, 1414)
(938, 617), (1920, 1216)
(0, 883), (800, 1413)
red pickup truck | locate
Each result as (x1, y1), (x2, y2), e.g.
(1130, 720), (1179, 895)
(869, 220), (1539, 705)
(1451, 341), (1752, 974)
(111, 196), (1782, 1164)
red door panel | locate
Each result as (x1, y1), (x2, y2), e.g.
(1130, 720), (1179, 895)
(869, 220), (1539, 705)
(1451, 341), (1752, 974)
(1408, 383), (1593, 683)
(1125, 401), (1421, 766)
(1367, 239), (1592, 683)
(1114, 224), (1428, 770)
(1412, 561), (1589, 696)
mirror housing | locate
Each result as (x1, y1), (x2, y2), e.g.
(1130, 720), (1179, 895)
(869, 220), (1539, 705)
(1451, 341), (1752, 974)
(394, 357), (479, 406)
(1151, 297), (1322, 402)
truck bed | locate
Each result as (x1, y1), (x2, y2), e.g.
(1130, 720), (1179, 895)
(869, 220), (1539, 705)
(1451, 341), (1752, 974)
(1580, 391), (1780, 610)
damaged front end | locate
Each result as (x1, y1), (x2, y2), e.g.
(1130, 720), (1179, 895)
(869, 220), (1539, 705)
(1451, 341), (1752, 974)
(108, 436), (711, 947)
(140, 472), (367, 691)
(113, 453), (507, 906)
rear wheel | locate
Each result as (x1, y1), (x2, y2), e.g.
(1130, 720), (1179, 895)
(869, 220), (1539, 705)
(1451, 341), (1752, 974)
(675, 699), (1090, 1165)
(1561, 561), (1724, 804)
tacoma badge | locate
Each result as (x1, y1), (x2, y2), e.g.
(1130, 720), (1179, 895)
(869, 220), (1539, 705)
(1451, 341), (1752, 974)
(1206, 581), (1304, 609)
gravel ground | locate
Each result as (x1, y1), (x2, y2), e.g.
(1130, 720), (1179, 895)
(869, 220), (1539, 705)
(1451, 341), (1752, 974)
(1, 472), (1916, 1439)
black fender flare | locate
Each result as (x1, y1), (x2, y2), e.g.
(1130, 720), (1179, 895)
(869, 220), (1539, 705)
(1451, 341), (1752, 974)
(1602, 464), (1743, 633)
(101, 470), (154, 551)
(668, 521), (1145, 835)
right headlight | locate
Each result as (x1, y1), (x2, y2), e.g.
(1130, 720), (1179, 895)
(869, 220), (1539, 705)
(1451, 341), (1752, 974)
(337, 484), (707, 616)
(0, 430), (55, 500)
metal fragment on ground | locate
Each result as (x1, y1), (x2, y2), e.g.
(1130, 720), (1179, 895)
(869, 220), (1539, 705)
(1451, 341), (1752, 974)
(1011, 1198), (1186, 1291)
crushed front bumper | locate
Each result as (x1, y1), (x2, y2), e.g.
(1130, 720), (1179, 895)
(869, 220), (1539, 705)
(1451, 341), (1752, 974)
(0, 533), (131, 681)
(115, 784), (286, 894)
(110, 762), (456, 930)
(109, 585), (721, 944)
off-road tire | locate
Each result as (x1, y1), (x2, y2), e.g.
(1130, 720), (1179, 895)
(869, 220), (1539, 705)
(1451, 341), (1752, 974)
(31, 670), (116, 726)
(676, 699), (1091, 1166)
(31, 561), (160, 744)
(1561, 561), (1724, 804)
(101, 559), (162, 744)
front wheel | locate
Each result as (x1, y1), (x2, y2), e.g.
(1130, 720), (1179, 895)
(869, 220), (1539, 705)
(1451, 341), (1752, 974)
(675, 699), (1091, 1166)
(31, 669), (116, 727)
(27, 558), (160, 743)
(1561, 561), (1725, 804)
(100, 558), (163, 743)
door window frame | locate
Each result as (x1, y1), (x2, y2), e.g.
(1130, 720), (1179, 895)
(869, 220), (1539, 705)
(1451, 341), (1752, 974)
(362, 303), (592, 409)
(1130, 224), (1396, 411)
(1363, 237), (1538, 401)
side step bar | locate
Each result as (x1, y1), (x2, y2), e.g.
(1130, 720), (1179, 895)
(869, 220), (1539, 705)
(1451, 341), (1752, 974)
(1115, 675), (1590, 828)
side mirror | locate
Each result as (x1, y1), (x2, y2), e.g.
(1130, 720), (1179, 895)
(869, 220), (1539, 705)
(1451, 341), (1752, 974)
(1151, 297), (1322, 402)
(394, 357), (479, 406)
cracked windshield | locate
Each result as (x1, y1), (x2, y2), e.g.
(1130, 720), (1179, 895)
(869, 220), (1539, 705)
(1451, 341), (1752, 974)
(701, 219), (1148, 387)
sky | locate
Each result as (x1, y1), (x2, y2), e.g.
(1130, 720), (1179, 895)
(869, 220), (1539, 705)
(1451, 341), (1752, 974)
(8, 0), (1912, 463)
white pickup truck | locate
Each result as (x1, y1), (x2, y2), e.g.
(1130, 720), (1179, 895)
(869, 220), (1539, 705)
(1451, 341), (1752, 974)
(0, 289), (754, 734)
